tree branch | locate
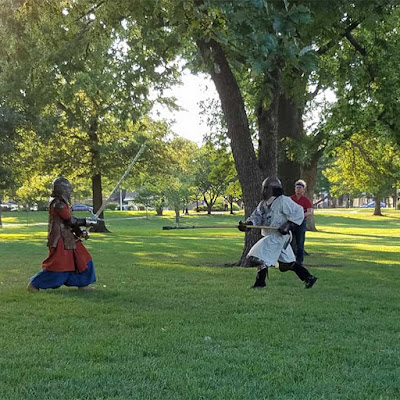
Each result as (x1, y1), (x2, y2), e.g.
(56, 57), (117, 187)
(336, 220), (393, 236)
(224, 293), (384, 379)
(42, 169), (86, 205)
(348, 139), (380, 170)
(75, 1), (108, 22)
(345, 31), (367, 56)
(56, 101), (78, 125)
(317, 21), (360, 55)
(310, 81), (322, 100)
(345, 31), (376, 78)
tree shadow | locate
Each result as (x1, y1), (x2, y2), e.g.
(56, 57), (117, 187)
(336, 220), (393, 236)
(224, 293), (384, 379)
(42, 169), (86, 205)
(318, 230), (397, 241)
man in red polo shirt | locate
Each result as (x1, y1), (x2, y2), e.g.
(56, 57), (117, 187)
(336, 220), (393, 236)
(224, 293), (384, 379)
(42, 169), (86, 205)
(290, 179), (314, 266)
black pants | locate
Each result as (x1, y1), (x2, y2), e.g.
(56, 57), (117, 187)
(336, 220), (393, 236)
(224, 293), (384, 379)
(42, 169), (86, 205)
(292, 262), (312, 281)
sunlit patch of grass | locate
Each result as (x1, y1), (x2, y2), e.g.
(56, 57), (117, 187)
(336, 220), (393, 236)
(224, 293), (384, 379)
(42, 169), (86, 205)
(0, 232), (47, 242)
(1, 216), (20, 223)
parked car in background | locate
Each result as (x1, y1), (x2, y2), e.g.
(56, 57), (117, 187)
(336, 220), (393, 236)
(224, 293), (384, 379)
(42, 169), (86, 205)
(1, 203), (19, 211)
(71, 204), (94, 212)
(360, 201), (386, 208)
(115, 205), (134, 211)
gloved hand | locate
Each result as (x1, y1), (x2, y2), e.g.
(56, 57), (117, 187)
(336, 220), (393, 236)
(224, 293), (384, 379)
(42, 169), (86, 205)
(238, 220), (252, 232)
(81, 230), (90, 240)
(278, 221), (293, 235)
(85, 218), (98, 227)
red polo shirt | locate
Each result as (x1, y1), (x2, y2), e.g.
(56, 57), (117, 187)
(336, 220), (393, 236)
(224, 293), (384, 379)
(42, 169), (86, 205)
(291, 195), (313, 213)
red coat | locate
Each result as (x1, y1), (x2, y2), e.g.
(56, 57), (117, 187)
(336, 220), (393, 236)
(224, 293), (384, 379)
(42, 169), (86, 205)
(42, 203), (92, 273)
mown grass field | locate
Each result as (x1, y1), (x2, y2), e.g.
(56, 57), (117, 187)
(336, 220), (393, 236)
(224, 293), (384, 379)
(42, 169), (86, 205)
(0, 209), (399, 400)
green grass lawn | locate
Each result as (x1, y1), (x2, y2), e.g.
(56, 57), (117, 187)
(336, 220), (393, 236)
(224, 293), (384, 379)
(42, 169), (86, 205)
(0, 209), (399, 399)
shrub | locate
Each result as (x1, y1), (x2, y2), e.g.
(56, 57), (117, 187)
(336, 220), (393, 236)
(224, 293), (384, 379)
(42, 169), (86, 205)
(105, 202), (118, 210)
(197, 201), (241, 212)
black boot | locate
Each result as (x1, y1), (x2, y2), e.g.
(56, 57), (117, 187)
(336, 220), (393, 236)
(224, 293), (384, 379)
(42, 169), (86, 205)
(292, 263), (317, 289)
(305, 275), (318, 289)
(251, 267), (268, 289)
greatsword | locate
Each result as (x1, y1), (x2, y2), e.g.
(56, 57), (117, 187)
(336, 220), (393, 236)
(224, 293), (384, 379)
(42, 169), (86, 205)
(88, 143), (146, 229)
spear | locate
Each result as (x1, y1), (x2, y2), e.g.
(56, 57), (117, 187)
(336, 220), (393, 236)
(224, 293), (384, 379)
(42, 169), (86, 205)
(86, 143), (146, 231)
(97, 144), (146, 218)
(162, 225), (277, 231)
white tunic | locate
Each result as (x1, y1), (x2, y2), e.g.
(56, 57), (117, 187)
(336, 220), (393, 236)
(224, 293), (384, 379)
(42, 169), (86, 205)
(246, 195), (304, 266)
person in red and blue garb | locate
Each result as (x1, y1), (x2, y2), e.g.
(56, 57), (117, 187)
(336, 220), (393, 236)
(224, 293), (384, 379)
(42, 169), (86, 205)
(27, 177), (97, 292)
(290, 179), (314, 266)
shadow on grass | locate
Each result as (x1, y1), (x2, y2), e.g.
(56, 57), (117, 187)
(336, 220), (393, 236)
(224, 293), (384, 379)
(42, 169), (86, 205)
(316, 214), (400, 228)
(317, 230), (398, 241)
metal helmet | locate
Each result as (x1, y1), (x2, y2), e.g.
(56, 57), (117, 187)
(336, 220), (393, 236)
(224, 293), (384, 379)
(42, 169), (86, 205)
(261, 176), (282, 199)
(51, 177), (73, 203)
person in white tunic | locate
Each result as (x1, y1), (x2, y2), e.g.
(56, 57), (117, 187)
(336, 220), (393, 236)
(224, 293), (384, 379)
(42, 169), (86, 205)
(238, 177), (318, 289)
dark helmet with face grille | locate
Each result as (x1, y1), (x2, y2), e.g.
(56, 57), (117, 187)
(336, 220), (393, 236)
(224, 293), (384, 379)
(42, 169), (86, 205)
(51, 177), (73, 203)
(261, 176), (282, 199)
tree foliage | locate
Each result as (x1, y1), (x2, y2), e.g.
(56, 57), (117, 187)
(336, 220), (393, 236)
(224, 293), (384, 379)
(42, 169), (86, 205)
(324, 133), (400, 215)
(136, 136), (199, 221)
(0, 0), (183, 230)
(194, 143), (236, 214)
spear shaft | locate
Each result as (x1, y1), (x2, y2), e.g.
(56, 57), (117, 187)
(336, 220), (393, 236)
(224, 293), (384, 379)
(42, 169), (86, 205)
(162, 225), (277, 231)
(94, 143), (146, 219)
(83, 144), (146, 238)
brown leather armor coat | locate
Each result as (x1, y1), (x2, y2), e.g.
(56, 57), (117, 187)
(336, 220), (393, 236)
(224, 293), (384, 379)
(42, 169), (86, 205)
(47, 198), (77, 249)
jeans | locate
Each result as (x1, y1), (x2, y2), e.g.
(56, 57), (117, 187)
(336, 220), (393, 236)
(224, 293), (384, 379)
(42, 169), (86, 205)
(293, 218), (307, 265)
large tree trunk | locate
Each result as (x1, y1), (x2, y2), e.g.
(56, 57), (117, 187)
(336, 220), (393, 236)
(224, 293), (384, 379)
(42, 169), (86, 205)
(229, 195), (234, 214)
(203, 195), (212, 214)
(277, 95), (303, 193)
(390, 188), (397, 209)
(91, 173), (109, 232)
(156, 206), (163, 216)
(175, 206), (180, 223)
(373, 196), (382, 216)
(301, 160), (318, 203)
(197, 38), (264, 265)
(257, 71), (281, 178)
(88, 119), (109, 233)
(276, 93), (319, 233)
(301, 156), (320, 232)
